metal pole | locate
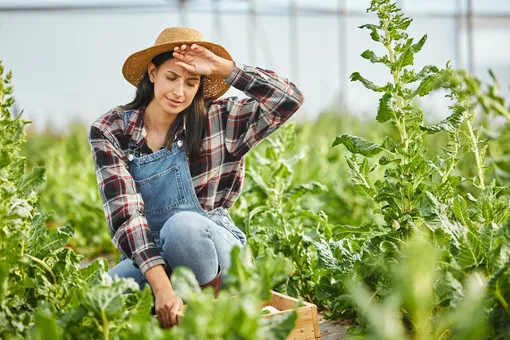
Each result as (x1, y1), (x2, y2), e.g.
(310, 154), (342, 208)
(289, 0), (299, 84)
(179, 0), (188, 26)
(248, 0), (257, 65)
(454, 0), (462, 68)
(338, 0), (347, 111)
(467, 0), (474, 74)
(213, 0), (222, 42)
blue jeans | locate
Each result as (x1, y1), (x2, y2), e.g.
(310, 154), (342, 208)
(107, 210), (244, 289)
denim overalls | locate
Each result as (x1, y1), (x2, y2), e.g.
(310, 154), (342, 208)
(107, 109), (246, 288)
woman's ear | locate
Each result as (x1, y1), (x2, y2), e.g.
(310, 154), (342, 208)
(147, 62), (156, 83)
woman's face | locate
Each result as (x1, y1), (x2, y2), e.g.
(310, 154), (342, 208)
(148, 58), (201, 115)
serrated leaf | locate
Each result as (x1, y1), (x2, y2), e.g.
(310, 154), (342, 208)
(358, 24), (382, 42)
(19, 166), (46, 191)
(381, 136), (398, 153)
(420, 106), (465, 134)
(379, 240), (399, 254)
(350, 72), (387, 92)
(353, 183), (375, 197)
(413, 74), (439, 98)
(412, 34), (427, 53)
(458, 231), (482, 269)
(314, 239), (339, 270)
(379, 156), (400, 165)
(392, 39), (414, 72)
(377, 93), (396, 123)
(452, 194), (474, 229)
(332, 135), (383, 157)
(361, 50), (390, 65)
(247, 205), (270, 227)
(480, 222), (497, 256)
(79, 258), (108, 284)
(482, 198), (493, 223)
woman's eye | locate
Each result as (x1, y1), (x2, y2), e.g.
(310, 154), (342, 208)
(187, 83), (197, 87)
(167, 77), (176, 81)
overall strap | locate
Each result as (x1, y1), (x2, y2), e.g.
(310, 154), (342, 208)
(120, 109), (140, 164)
(122, 109), (132, 126)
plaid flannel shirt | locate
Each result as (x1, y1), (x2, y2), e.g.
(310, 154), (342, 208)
(88, 63), (304, 274)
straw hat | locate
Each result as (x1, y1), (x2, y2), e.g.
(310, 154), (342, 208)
(122, 27), (233, 99)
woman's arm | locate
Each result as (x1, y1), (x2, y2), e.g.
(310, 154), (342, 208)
(171, 45), (304, 158)
(88, 123), (166, 275)
(213, 62), (305, 158)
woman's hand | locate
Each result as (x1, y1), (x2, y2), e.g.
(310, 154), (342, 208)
(154, 289), (184, 328)
(145, 265), (184, 328)
(172, 44), (234, 78)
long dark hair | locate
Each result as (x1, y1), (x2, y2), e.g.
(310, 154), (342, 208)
(120, 51), (208, 159)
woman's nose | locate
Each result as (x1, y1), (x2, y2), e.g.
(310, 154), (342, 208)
(173, 82), (184, 97)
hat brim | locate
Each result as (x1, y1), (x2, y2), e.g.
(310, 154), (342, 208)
(122, 41), (233, 99)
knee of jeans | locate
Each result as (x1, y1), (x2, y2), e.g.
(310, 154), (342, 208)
(160, 212), (208, 251)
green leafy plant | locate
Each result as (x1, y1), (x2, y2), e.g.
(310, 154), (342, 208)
(327, 0), (510, 337)
(347, 234), (488, 339)
(230, 122), (335, 304)
(22, 124), (114, 258)
(169, 246), (297, 340)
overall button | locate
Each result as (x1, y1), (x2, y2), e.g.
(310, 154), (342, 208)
(222, 216), (229, 223)
(177, 140), (183, 148)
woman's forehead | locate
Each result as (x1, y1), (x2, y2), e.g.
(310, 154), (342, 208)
(162, 60), (200, 79)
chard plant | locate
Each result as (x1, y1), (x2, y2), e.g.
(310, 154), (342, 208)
(169, 246), (297, 340)
(22, 124), (114, 259)
(30, 246), (297, 340)
(230, 122), (334, 305)
(327, 0), (510, 337)
(347, 234), (488, 340)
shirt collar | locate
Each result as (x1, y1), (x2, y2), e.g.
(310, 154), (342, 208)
(123, 106), (185, 147)
(122, 106), (145, 148)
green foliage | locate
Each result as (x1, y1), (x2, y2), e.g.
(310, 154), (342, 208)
(230, 122), (335, 305)
(329, 0), (510, 337)
(170, 246), (297, 340)
(346, 234), (488, 340)
(29, 247), (297, 340)
(21, 124), (114, 258)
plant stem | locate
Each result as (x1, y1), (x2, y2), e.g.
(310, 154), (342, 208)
(26, 254), (57, 285)
(495, 284), (510, 318)
(465, 118), (485, 189)
(441, 135), (460, 184)
(383, 17), (408, 156)
(101, 309), (110, 340)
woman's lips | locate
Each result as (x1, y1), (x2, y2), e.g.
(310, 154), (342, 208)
(167, 98), (182, 107)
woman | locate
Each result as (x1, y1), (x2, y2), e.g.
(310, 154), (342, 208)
(88, 27), (304, 328)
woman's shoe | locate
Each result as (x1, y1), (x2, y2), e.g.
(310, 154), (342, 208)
(199, 264), (222, 298)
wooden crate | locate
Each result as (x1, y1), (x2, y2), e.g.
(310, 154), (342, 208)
(262, 291), (321, 340)
(176, 290), (321, 340)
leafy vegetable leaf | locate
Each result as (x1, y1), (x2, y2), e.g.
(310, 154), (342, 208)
(332, 135), (383, 157)
(350, 72), (389, 92)
(420, 106), (465, 134)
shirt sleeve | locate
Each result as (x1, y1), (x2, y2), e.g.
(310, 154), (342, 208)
(88, 124), (166, 275)
(215, 62), (305, 158)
